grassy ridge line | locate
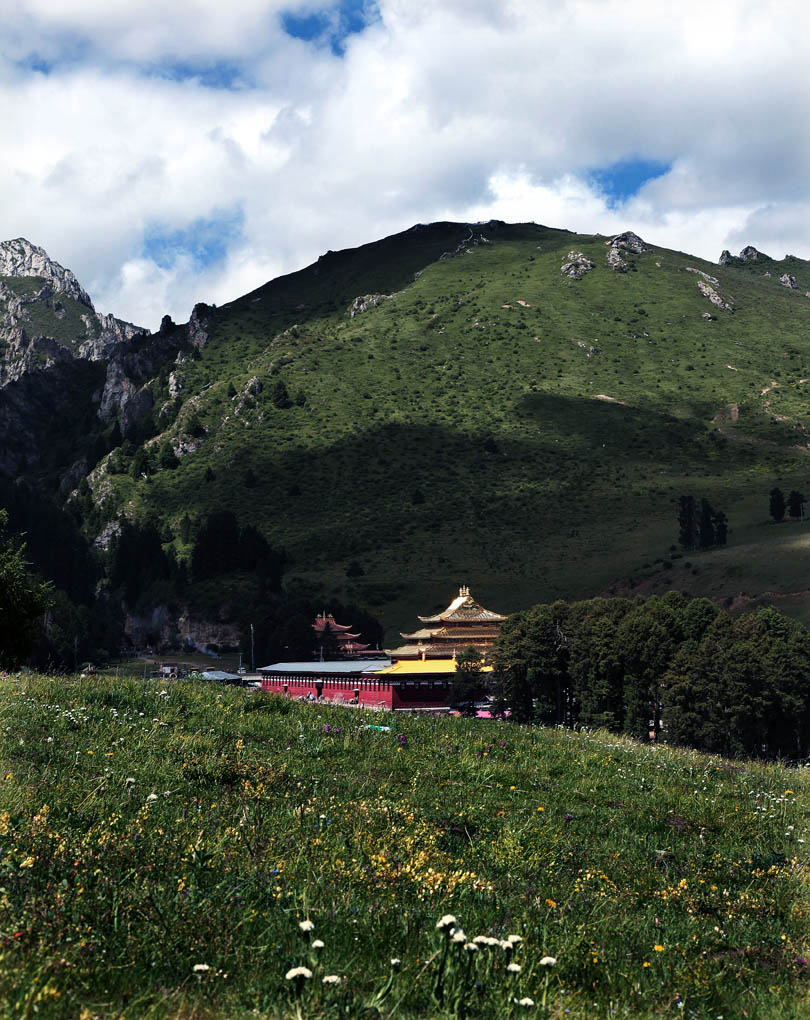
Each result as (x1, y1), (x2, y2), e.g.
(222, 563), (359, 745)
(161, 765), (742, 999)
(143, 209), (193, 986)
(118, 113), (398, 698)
(1, 673), (809, 1018)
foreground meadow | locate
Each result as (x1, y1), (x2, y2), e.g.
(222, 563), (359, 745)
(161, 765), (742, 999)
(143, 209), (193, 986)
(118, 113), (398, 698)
(1, 674), (809, 1019)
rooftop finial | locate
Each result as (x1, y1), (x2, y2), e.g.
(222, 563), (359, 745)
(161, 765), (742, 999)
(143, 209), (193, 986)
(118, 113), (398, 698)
(459, 585), (470, 597)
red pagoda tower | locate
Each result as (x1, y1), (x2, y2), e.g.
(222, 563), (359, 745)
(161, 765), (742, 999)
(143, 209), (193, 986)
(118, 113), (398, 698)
(313, 612), (371, 658)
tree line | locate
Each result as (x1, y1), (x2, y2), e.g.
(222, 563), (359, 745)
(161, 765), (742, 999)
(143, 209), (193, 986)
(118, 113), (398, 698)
(490, 592), (810, 760)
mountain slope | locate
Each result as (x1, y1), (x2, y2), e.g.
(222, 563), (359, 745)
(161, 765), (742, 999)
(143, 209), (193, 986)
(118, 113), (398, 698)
(76, 222), (810, 639)
(4, 223), (810, 650)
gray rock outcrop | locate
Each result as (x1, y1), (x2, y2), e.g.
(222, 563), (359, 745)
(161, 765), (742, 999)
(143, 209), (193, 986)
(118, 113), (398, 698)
(719, 250), (733, 265)
(739, 245), (764, 262)
(187, 303), (210, 349)
(697, 279), (733, 311)
(607, 231), (646, 253)
(561, 251), (595, 279)
(606, 247), (627, 272)
(349, 293), (391, 317)
(780, 273), (797, 289)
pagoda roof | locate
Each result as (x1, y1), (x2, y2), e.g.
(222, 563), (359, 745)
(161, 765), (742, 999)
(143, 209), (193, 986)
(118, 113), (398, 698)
(417, 586), (507, 624)
(313, 613), (354, 633)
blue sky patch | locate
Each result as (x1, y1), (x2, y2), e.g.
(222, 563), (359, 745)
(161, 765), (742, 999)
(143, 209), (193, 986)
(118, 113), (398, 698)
(150, 60), (247, 90)
(282, 0), (379, 55)
(589, 159), (671, 205)
(142, 208), (244, 271)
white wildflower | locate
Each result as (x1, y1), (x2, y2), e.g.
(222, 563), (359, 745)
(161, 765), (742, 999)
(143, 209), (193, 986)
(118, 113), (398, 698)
(507, 962), (522, 973)
(517, 997), (535, 1007)
(508, 934), (523, 945)
(322, 974), (341, 984)
(539, 956), (557, 967)
(464, 943), (479, 952)
(285, 966), (312, 980)
(311, 939), (325, 949)
(436, 914), (458, 931)
(146, 793), (158, 802)
(298, 919), (315, 932)
(390, 958), (401, 968)
(500, 940), (514, 951)
(451, 929), (467, 944)
(192, 964), (210, 973)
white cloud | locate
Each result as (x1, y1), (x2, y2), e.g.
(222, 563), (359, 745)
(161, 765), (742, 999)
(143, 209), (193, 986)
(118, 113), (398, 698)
(1, 0), (809, 329)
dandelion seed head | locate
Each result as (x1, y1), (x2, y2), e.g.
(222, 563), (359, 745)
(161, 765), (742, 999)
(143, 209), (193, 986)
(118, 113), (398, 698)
(285, 966), (312, 980)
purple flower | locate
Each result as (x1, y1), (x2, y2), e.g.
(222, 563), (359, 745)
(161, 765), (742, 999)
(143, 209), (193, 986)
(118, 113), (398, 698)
(565, 813), (573, 822)
(323, 724), (331, 733)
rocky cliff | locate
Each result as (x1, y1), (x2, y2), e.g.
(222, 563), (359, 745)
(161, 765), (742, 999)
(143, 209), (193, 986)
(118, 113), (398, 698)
(0, 238), (145, 387)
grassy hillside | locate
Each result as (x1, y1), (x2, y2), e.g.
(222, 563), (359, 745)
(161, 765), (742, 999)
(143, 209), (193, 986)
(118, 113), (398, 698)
(1, 673), (809, 1018)
(80, 221), (810, 637)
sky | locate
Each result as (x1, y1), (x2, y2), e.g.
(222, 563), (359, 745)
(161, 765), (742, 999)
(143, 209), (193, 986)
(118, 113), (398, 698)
(2, 0), (809, 330)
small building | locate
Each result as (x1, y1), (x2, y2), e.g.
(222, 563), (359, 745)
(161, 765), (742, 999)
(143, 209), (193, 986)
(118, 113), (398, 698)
(387, 585), (507, 660)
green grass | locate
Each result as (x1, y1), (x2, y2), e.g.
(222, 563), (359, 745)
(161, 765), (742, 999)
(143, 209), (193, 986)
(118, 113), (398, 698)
(2, 673), (809, 1018)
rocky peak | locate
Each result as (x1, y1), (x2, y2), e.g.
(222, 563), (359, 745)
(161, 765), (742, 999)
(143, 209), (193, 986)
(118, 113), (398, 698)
(739, 245), (766, 262)
(0, 238), (94, 309)
(607, 231), (646, 254)
(719, 250), (733, 266)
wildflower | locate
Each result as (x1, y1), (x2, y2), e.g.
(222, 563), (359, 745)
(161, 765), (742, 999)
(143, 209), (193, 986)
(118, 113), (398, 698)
(473, 935), (499, 947)
(285, 967), (312, 980)
(322, 975), (341, 984)
(193, 964), (210, 973)
(536, 806), (544, 812)
(499, 940), (514, 952)
(146, 793), (158, 802)
(539, 956), (557, 967)
(299, 919), (315, 932)
(125, 777), (135, 786)
(311, 939), (325, 949)
(390, 958), (401, 968)
(436, 914), (458, 931)
(20, 856), (35, 869)
(643, 962), (651, 968)
(507, 962), (522, 973)
(517, 997), (535, 1007)
(451, 929), (467, 944)
(507, 934), (523, 945)
(545, 899), (557, 908)
(654, 945), (665, 952)
(464, 943), (479, 952)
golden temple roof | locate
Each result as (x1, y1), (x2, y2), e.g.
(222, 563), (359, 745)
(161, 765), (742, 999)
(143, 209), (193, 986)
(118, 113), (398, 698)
(417, 586), (507, 625)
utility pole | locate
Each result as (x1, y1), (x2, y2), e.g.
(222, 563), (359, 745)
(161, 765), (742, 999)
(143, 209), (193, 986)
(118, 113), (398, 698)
(250, 623), (255, 672)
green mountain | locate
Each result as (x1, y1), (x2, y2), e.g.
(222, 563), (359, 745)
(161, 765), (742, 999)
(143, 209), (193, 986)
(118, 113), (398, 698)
(3, 222), (810, 655)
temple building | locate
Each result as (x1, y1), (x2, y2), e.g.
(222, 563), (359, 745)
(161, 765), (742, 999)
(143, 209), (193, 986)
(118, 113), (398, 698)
(313, 612), (371, 657)
(387, 585), (507, 660)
